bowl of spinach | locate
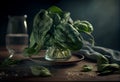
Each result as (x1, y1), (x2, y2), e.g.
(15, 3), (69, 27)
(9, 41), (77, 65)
(23, 6), (94, 61)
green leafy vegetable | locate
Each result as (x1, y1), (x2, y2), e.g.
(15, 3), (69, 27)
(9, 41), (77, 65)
(97, 54), (109, 72)
(97, 55), (120, 75)
(47, 6), (62, 15)
(82, 65), (93, 72)
(24, 6), (94, 57)
(30, 65), (51, 77)
(0, 58), (20, 67)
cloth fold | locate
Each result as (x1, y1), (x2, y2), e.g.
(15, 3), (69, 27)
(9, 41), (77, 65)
(78, 41), (120, 64)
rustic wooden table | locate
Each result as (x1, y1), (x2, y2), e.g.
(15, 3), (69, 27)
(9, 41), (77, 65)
(0, 47), (120, 82)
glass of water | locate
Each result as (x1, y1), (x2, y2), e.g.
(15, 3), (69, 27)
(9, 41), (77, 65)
(6, 15), (28, 58)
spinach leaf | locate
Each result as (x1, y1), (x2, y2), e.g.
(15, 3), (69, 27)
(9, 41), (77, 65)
(0, 58), (20, 67)
(47, 6), (63, 15)
(30, 66), (51, 77)
(24, 6), (94, 56)
(97, 55), (120, 75)
(82, 65), (93, 72)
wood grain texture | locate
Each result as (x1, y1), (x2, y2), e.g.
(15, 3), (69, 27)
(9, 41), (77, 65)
(0, 47), (120, 82)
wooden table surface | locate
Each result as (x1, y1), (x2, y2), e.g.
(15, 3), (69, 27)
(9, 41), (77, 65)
(0, 47), (120, 82)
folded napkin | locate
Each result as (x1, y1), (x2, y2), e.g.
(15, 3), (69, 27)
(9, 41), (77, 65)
(78, 41), (120, 64)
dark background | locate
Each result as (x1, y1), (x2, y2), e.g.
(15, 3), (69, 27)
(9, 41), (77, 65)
(0, 0), (120, 50)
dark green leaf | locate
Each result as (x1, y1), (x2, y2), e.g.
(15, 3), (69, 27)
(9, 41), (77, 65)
(0, 58), (20, 67)
(23, 6), (94, 57)
(30, 66), (51, 77)
(47, 5), (63, 15)
(82, 65), (93, 72)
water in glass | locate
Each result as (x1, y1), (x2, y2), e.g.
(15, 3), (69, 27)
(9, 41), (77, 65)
(6, 15), (28, 57)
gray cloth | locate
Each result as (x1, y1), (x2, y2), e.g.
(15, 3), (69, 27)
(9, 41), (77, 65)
(78, 41), (120, 64)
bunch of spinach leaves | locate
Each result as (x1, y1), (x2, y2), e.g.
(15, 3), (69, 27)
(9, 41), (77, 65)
(24, 6), (94, 57)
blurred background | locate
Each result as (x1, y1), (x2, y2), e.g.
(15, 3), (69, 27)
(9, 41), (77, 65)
(0, 0), (120, 50)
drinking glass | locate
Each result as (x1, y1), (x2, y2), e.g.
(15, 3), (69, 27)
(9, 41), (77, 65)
(6, 15), (28, 58)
